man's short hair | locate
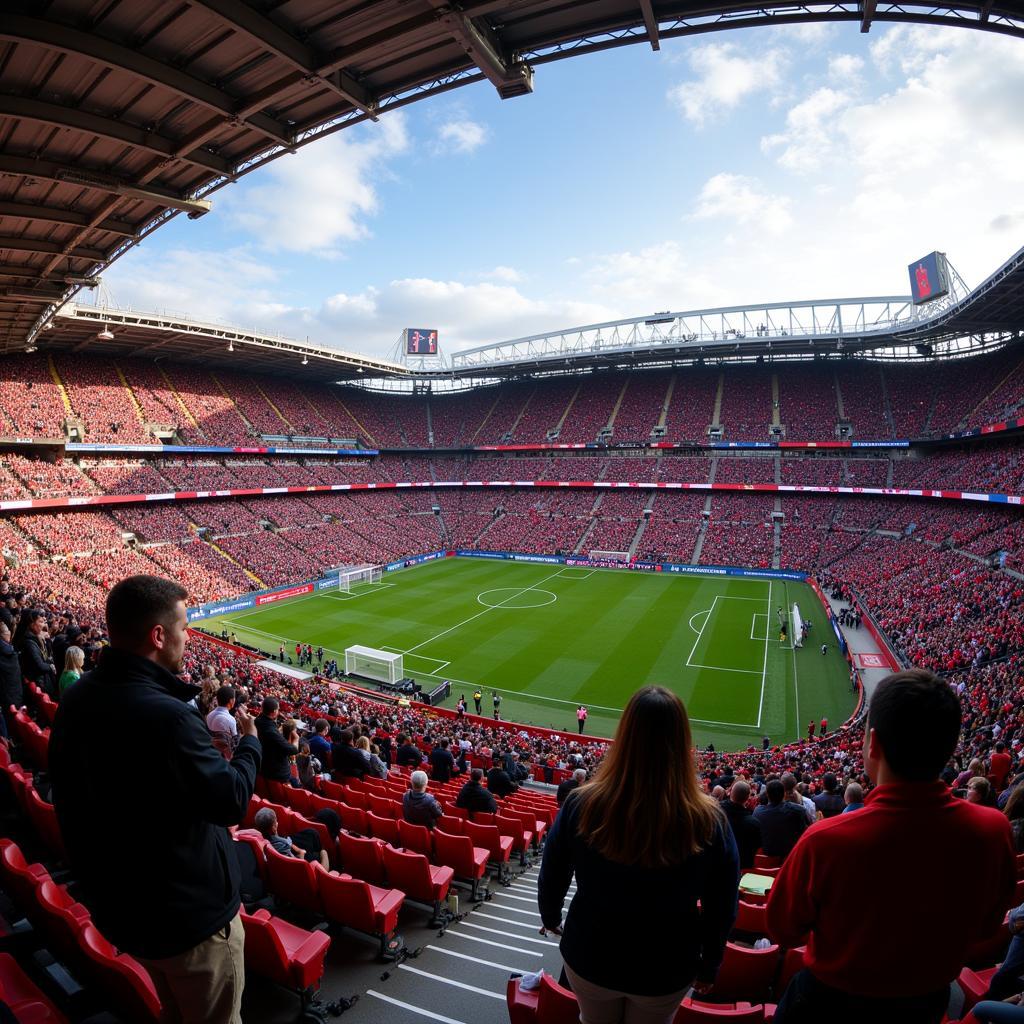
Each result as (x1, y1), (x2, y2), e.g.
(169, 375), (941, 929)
(470, 768), (484, 783)
(573, 768), (587, 783)
(822, 772), (838, 792)
(314, 719), (329, 734)
(781, 773), (797, 793)
(845, 782), (864, 804)
(766, 779), (785, 805)
(262, 696), (279, 715)
(253, 807), (277, 836)
(411, 770), (428, 790)
(215, 685), (235, 707)
(731, 780), (750, 804)
(339, 729), (354, 746)
(105, 575), (187, 649)
(869, 669), (961, 782)
(996, 741), (1006, 753)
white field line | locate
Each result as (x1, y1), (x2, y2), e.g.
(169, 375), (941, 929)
(401, 570), (566, 655)
(757, 580), (771, 730)
(686, 595), (719, 667)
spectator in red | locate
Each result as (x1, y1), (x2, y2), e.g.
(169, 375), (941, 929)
(992, 741), (1013, 791)
(819, 716), (828, 735)
(767, 669), (1016, 1023)
(807, 719), (815, 740)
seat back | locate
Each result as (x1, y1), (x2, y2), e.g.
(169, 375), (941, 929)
(537, 972), (580, 1024)
(381, 845), (434, 901)
(238, 910), (290, 987)
(433, 829), (474, 875)
(398, 820), (433, 858)
(27, 789), (67, 860)
(713, 942), (780, 1003)
(319, 872), (375, 933)
(674, 1000), (765, 1022)
(264, 845), (322, 911)
(77, 924), (161, 1021)
(366, 811), (401, 846)
(337, 832), (386, 885)
(733, 900), (768, 937)
(35, 880), (88, 962)
(367, 793), (398, 818)
(0, 838), (49, 910)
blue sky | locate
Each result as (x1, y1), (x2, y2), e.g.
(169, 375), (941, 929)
(99, 21), (1024, 358)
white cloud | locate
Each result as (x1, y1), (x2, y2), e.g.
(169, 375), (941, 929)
(668, 42), (786, 127)
(223, 113), (409, 255)
(761, 87), (852, 171)
(436, 119), (488, 154)
(692, 174), (793, 233)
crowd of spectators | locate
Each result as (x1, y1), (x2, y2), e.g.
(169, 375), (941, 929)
(662, 369), (719, 440)
(611, 371), (670, 441)
(718, 367), (774, 440)
(556, 375), (622, 443)
(511, 380), (578, 442)
(779, 366), (839, 439)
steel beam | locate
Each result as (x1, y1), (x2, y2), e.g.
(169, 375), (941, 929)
(0, 14), (293, 148)
(860, 0), (877, 31)
(639, 0), (661, 49)
(0, 96), (230, 177)
(0, 236), (106, 262)
(0, 200), (136, 238)
(188, 0), (378, 117)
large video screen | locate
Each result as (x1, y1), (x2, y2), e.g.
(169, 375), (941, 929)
(405, 328), (438, 355)
(908, 252), (950, 305)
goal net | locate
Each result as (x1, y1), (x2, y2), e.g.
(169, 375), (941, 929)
(791, 602), (804, 647)
(337, 564), (383, 592)
(589, 549), (630, 562)
(344, 645), (403, 684)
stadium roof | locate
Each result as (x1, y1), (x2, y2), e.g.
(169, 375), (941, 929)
(4, 1), (1024, 357)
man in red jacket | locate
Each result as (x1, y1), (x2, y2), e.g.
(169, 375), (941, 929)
(767, 669), (1016, 1023)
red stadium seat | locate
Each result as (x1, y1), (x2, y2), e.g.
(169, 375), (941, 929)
(337, 803), (369, 835)
(463, 819), (513, 881)
(240, 909), (330, 1014)
(675, 1000), (768, 1022)
(318, 871), (404, 959)
(733, 901), (768, 937)
(432, 829), (489, 901)
(381, 845), (453, 923)
(496, 813), (533, 865)
(26, 789), (67, 862)
(0, 952), (68, 1023)
(507, 973), (579, 1024)
(34, 879), (91, 963)
(958, 966), (999, 1016)
(775, 946), (806, 999)
(366, 811), (402, 846)
(337, 832), (387, 886)
(712, 942), (780, 1003)
(264, 844), (324, 914)
(367, 793), (399, 818)
(77, 923), (162, 1022)
(397, 820), (433, 858)
(0, 838), (50, 914)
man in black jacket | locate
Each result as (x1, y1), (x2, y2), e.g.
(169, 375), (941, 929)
(19, 610), (56, 698)
(455, 768), (498, 816)
(331, 727), (366, 779)
(0, 620), (23, 734)
(557, 768), (587, 807)
(721, 780), (762, 869)
(487, 755), (519, 798)
(254, 696), (297, 783)
(50, 575), (261, 1024)
(429, 738), (456, 783)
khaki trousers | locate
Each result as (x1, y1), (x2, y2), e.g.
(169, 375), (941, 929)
(136, 910), (245, 1024)
(564, 963), (692, 1024)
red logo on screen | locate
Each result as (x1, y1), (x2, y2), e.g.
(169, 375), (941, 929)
(915, 263), (931, 299)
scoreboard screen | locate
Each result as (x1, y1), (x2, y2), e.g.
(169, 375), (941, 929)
(908, 251), (950, 305)
(405, 328), (438, 355)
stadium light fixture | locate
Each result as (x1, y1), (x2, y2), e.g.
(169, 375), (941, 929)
(227, 341), (234, 352)
(63, 275), (100, 288)
(96, 325), (114, 341)
(302, 354), (309, 365)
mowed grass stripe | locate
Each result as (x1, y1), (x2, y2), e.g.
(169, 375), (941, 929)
(202, 558), (854, 750)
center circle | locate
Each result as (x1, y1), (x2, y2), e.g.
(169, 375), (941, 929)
(477, 588), (558, 610)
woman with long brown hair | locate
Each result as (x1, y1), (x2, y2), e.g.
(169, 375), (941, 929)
(538, 685), (739, 1024)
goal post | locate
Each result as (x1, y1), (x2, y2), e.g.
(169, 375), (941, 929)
(589, 549), (630, 562)
(344, 645), (403, 684)
(337, 564), (383, 593)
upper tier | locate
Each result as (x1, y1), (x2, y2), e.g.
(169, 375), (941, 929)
(3, 348), (1024, 446)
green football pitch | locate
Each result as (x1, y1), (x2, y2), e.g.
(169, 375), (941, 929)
(199, 558), (856, 750)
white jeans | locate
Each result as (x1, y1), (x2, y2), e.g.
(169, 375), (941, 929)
(563, 963), (692, 1024)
